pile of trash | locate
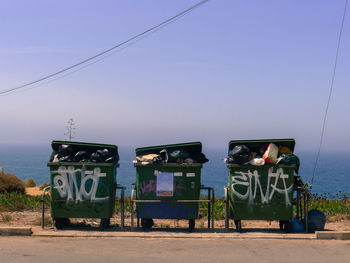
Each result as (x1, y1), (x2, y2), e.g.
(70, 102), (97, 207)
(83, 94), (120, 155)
(49, 144), (119, 163)
(226, 143), (300, 173)
(134, 148), (208, 165)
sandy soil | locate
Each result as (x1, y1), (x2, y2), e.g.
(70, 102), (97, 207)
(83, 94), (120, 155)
(25, 187), (45, 196)
(0, 209), (349, 232)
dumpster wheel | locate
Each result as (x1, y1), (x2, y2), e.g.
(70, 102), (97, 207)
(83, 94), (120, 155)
(234, 220), (242, 232)
(189, 219), (195, 232)
(141, 218), (154, 230)
(100, 218), (110, 229)
(279, 220), (292, 232)
(54, 218), (70, 229)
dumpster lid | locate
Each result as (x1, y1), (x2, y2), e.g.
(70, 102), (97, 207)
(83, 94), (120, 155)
(51, 140), (118, 154)
(228, 138), (295, 153)
(135, 142), (203, 157)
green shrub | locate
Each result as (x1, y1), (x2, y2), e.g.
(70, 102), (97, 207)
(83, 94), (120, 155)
(24, 178), (36, 187)
(0, 192), (50, 211)
(0, 172), (25, 194)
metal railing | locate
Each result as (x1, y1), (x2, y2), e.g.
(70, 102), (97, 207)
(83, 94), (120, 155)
(116, 184), (126, 229)
(41, 186), (51, 230)
(130, 184), (215, 230)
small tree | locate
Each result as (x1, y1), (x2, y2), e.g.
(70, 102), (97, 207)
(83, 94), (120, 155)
(24, 178), (36, 187)
(64, 118), (76, 141)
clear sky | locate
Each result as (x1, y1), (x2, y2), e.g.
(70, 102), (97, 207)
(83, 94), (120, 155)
(0, 0), (349, 152)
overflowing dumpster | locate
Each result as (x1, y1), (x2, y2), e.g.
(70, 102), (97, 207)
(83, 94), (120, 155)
(46, 140), (125, 229)
(224, 138), (307, 232)
(131, 142), (214, 231)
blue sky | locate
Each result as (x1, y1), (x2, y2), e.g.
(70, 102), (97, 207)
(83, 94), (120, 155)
(0, 0), (349, 152)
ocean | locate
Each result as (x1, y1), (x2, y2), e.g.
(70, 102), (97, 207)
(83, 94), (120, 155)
(0, 144), (349, 197)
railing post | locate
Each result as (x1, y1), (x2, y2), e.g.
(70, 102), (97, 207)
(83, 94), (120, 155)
(224, 186), (229, 230)
(211, 189), (215, 230)
(121, 187), (125, 229)
(41, 186), (51, 230)
(304, 189), (309, 233)
(131, 187), (135, 230)
(296, 188), (300, 219)
(207, 188), (211, 229)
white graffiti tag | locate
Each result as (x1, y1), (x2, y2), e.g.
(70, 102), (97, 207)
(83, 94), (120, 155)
(52, 166), (109, 203)
(231, 168), (293, 205)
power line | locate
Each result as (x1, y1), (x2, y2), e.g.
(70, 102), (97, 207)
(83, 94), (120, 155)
(311, 0), (348, 188)
(0, 0), (209, 96)
(0, 5), (190, 97)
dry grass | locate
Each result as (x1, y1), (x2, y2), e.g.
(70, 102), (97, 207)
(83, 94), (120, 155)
(25, 187), (44, 196)
(32, 215), (53, 227)
(0, 172), (25, 194)
(24, 178), (36, 187)
(327, 214), (350, 222)
(1, 213), (13, 222)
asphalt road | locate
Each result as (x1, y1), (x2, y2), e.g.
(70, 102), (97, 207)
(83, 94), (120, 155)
(0, 237), (349, 263)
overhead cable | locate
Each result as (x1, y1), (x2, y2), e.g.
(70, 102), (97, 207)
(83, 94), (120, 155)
(0, 0), (209, 96)
(311, 0), (348, 188)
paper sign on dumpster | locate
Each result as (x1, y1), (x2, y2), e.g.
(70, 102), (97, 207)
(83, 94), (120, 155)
(156, 172), (173, 197)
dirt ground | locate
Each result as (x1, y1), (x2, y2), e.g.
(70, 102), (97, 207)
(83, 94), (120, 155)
(0, 209), (349, 232)
(1, 187), (349, 231)
(25, 187), (43, 196)
(1, 209), (349, 232)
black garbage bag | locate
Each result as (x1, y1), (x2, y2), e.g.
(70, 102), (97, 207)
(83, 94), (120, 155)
(89, 152), (103, 163)
(276, 154), (300, 174)
(96, 149), (111, 160)
(227, 145), (251, 164)
(57, 144), (74, 158)
(152, 156), (163, 164)
(193, 153), (209, 163)
(49, 150), (58, 162)
(308, 209), (326, 233)
(168, 149), (190, 163)
(159, 149), (168, 163)
(105, 156), (117, 163)
(59, 155), (74, 162)
(73, 151), (90, 162)
(98, 148), (119, 163)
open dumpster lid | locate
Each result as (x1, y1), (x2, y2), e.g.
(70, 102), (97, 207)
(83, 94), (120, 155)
(228, 138), (295, 153)
(51, 140), (118, 154)
(135, 142), (203, 157)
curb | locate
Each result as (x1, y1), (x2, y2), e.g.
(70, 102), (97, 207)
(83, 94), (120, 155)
(0, 227), (32, 236)
(32, 231), (315, 240)
(316, 231), (350, 240)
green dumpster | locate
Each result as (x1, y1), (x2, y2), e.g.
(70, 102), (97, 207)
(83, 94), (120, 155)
(47, 140), (121, 229)
(225, 138), (299, 231)
(131, 142), (214, 231)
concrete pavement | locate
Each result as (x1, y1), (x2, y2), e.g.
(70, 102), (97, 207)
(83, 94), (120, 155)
(0, 236), (350, 263)
(1, 226), (350, 240)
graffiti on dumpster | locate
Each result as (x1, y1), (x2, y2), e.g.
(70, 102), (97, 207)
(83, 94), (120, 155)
(231, 167), (293, 205)
(52, 166), (109, 203)
(140, 179), (157, 195)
